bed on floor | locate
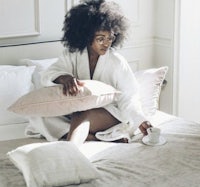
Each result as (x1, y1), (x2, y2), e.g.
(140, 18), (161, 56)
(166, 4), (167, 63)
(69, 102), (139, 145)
(1, 42), (200, 187)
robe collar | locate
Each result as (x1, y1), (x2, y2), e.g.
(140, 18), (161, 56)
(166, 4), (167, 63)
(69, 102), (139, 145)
(76, 48), (109, 80)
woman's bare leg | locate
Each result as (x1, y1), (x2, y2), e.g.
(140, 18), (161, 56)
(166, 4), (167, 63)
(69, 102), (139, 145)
(66, 108), (123, 145)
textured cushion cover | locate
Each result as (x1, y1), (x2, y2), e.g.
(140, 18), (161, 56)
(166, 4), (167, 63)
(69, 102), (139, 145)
(8, 80), (120, 117)
(7, 141), (99, 187)
(0, 65), (35, 125)
(135, 66), (168, 116)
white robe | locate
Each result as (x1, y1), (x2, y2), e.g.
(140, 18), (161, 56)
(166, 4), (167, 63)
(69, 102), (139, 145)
(27, 48), (147, 142)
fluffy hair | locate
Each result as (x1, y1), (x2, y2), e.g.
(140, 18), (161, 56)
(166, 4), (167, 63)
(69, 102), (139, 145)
(62, 0), (129, 53)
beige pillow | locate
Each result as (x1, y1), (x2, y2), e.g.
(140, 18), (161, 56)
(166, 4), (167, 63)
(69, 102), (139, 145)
(135, 66), (168, 116)
(7, 141), (99, 187)
(8, 80), (120, 117)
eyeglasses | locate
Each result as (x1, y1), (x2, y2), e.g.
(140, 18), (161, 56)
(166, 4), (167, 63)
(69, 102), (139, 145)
(95, 35), (116, 45)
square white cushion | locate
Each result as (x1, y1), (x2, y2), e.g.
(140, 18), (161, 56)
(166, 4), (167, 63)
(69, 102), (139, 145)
(0, 65), (35, 125)
(7, 141), (99, 187)
(20, 58), (58, 89)
(135, 66), (168, 116)
(8, 80), (120, 117)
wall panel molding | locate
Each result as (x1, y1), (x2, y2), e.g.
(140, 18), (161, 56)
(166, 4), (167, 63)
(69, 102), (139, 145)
(154, 37), (172, 48)
(65, 0), (80, 12)
(124, 38), (154, 49)
(0, 0), (40, 39)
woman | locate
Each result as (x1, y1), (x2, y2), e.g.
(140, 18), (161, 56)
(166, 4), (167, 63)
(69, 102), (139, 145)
(41, 0), (152, 144)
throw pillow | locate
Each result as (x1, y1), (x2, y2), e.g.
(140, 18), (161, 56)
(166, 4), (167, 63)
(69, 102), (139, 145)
(135, 66), (168, 116)
(8, 80), (120, 117)
(7, 141), (99, 187)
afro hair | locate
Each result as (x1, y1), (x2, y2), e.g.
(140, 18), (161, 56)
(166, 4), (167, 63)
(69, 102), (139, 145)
(62, 0), (129, 53)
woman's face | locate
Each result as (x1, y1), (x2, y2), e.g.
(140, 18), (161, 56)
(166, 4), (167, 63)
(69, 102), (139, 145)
(88, 30), (116, 56)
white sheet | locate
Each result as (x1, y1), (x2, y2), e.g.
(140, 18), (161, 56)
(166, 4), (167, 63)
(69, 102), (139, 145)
(74, 116), (200, 187)
(1, 112), (200, 187)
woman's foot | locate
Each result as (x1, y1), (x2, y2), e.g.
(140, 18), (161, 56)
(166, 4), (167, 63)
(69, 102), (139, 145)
(113, 138), (129, 143)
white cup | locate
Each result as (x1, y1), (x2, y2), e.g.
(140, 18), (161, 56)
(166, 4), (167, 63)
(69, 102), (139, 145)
(147, 127), (160, 144)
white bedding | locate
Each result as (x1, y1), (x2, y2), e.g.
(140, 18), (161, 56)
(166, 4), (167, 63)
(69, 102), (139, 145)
(1, 111), (200, 187)
(76, 115), (200, 187)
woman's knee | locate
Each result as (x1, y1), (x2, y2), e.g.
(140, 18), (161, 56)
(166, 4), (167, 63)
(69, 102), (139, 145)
(71, 109), (96, 121)
(70, 108), (119, 133)
(70, 111), (88, 124)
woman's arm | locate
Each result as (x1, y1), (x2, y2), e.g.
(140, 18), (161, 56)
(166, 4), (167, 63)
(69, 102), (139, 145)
(40, 49), (75, 87)
(54, 75), (84, 96)
(113, 55), (152, 133)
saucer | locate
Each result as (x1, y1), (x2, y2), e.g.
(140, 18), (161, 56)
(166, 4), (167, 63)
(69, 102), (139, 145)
(142, 136), (167, 146)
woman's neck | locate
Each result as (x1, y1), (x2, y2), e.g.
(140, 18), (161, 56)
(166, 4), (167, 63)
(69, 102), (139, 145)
(87, 46), (99, 79)
(87, 46), (99, 64)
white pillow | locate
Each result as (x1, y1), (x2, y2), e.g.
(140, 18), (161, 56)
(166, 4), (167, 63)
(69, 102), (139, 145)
(0, 65), (35, 125)
(135, 66), (168, 116)
(8, 80), (120, 117)
(7, 141), (99, 187)
(20, 58), (58, 89)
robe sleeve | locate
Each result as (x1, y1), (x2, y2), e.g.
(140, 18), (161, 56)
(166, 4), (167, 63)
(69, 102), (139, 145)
(113, 55), (147, 129)
(41, 49), (75, 87)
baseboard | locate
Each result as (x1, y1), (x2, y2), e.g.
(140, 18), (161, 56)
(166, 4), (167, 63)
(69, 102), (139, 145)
(0, 123), (28, 141)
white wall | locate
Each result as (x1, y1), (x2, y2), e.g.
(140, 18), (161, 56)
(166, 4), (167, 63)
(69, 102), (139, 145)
(154, 0), (174, 114)
(0, 42), (64, 65)
(155, 0), (200, 123)
(175, 0), (200, 123)
(0, 0), (65, 47)
(117, 0), (155, 70)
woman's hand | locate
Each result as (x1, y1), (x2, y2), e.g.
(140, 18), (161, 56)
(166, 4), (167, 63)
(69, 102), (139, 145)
(139, 121), (152, 136)
(53, 75), (84, 96)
